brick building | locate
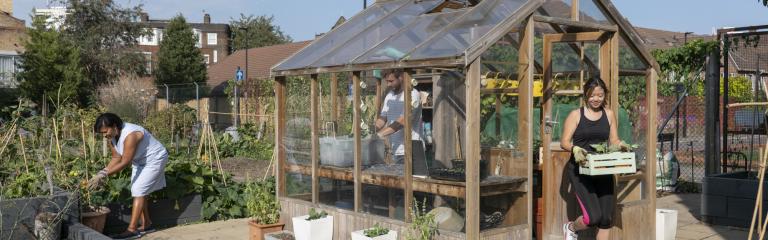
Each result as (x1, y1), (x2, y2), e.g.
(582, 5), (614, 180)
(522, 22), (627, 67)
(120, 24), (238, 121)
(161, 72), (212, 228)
(137, 13), (231, 74)
(0, 0), (25, 88)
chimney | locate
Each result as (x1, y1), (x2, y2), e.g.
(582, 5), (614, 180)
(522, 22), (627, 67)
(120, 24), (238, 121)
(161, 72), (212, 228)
(0, 0), (12, 15)
(203, 13), (210, 24)
(140, 12), (149, 22)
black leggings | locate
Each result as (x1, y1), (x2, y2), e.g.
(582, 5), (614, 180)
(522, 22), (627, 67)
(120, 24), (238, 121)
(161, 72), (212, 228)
(566, 160), (615, 229)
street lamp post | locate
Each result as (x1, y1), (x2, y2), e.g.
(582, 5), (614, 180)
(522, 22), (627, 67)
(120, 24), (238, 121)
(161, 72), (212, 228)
(235, 26), (249, 128)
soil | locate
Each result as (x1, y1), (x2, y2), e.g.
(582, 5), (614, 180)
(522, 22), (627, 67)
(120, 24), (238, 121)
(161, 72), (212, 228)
(218, 157), (273, 182)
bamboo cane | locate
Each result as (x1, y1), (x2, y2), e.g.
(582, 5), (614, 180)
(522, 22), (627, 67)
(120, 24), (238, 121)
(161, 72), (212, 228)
(762, 144), (768, 239)
(52, 118), (62, 161)
(209, 125), (226, 186)
(80, 120), (87, 160)
(0, 119), (17, 156)
(750, 144), (768, 240)
(197, 123), (207, 160)
(18, 132), (29, 174)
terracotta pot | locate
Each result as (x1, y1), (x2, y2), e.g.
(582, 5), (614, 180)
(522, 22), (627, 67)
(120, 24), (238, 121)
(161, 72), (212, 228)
(249, 220), (285, 240)
(81, 206), (111, 233)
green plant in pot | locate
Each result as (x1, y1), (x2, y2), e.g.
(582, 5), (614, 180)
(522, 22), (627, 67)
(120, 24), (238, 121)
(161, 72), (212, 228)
(351, 223), (397, 240)
(246, 178), (284, 240)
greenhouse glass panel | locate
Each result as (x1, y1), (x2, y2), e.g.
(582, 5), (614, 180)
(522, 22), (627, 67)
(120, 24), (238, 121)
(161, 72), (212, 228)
(352, 11), (463, 64)
(579, 0), (613, 25)
(311, 0), (442, 68)
(406, 0), (528, 61)
(536, 0), (572, 19)
(273, 0), (406, 71)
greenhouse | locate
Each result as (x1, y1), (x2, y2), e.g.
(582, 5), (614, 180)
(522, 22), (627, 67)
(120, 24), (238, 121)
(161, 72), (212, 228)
(271, 0), (659, 239)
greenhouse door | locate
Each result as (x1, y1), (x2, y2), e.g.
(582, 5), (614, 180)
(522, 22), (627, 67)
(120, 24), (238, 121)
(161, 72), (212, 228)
(540, 31), (617, 240)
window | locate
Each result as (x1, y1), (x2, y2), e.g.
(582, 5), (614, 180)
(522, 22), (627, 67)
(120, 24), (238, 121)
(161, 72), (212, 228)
(207, 33), (218, 45)
(143, 52), (152, 74)
(204, 54), (210, 65)
(194, 29), (202, 48)
(0, 55), (20, 87)
(213, 50), (218, 63)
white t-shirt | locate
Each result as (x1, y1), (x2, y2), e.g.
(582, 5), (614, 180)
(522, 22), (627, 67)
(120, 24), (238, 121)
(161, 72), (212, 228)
(112, 123), (168, 166)
(380, 89), (423, 156)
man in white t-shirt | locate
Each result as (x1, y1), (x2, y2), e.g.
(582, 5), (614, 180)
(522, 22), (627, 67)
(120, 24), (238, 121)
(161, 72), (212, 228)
(375, 69), (422, 164)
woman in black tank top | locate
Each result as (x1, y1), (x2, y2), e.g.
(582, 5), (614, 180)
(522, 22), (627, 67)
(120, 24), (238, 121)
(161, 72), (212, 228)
(558, 77), (626, 240)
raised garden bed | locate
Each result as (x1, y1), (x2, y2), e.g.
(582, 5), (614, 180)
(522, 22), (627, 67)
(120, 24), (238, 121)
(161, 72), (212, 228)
(0, 190), (77, 240)
(702, 171), (767, 227)
(103, 194), (201, 234)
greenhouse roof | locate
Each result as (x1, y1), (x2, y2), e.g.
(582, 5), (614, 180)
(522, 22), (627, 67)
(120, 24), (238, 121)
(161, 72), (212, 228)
(272, 0), (658, 76)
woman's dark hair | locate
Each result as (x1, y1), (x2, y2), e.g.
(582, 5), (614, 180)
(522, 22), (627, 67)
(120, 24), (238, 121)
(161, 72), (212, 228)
(93, 113), (124, 133)
(583, 76), (608, 107)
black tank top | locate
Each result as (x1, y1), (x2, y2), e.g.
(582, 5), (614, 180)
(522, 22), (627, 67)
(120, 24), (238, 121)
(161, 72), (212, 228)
(572, 107), (610, 152)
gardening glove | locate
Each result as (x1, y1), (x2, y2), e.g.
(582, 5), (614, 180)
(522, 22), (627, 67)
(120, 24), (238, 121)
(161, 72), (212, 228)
(87, 169), (108, 191)
(571, 146), (588, 166)
(613, 141), (632, 152)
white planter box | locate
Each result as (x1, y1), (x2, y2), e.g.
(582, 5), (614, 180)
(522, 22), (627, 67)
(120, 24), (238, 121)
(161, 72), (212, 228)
(579, 152), (636, 175)
(319, 136), (384, 167)
(656, 209), (678, 240)
(292, 215), (333, 240)
(350, 229), (397, 240)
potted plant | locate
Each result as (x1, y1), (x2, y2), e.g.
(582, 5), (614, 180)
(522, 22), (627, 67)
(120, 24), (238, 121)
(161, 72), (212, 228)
(351, 223), (397, 240)
(292, 208), (333, 240)
(579, 142), (638, 176)
(246, 179), (284, 240)
(406, 199), (438, 240)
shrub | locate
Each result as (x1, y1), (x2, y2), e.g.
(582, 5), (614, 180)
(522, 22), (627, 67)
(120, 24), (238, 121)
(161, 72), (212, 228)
(97, 74), (157, 123)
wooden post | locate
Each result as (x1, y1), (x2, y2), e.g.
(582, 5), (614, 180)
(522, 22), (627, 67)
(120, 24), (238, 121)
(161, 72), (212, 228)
(646, 68), (659, 235)
(541, 33), (554, 239)
(311, 74), (320, 204)
(610, 32), (620, 113)
(571, 0), (579, 21)
(331, 73), (339, 127)
(403, 69), (414, 223)
(275, 76), (287, 196)
(465, 59), (482, 240)
(600, 32), (615, 111)
(518, 18), (535, 234)
(353, 71), (362, 212)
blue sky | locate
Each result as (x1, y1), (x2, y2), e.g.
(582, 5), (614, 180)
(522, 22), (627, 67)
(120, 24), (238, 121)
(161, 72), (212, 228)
(12, 0), (768, 41)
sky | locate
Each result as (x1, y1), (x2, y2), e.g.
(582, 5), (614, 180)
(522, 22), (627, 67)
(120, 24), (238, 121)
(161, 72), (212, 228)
(11, 0), (768, 42)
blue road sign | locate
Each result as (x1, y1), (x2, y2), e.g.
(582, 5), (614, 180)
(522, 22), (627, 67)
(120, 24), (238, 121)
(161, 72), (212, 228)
(236, 69), (244, 81)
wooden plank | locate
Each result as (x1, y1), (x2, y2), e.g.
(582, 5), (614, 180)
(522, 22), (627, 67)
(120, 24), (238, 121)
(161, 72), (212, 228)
(352, 71), (362, 212)
(532, 15), (618, 33)
(646, 68), (659, 235)
(284, 163), (527, 197)
(519, 18), (535, 233)
(541, 33), (555, 240)
(545, 31), (606, 42)
(465, 59), (481, 240)
(271, 57), (463, 77)
(310, 74), (320, 204)
(600, 33), (612, 111)
(403, 69), (413, 222)
(464, 0), (543, 63)
(275, 76), (287, 196)
(613, 200), (653, 240)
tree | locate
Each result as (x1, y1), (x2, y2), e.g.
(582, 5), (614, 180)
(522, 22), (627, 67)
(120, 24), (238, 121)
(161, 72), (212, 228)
(17, 17), (88, 106)
(230, 14), (292, 50)
(651, 39), (718, 96)
(155, 15), (207, 86)
(62, 0), (148, 89)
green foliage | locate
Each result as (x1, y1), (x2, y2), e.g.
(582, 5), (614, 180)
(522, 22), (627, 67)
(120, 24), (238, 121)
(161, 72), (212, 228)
(406, 198), (438, 240)
(17, 18), (89, 107)
(217, 123), (274, 160)
(306, 208), (329, 221)
(63, 0), (149, 88)
(364, 223), (390, 237)
(144, 104), (197, 146)
(652, 40), (718, 97)
(693, 76), (753, 102)
(245, 178), (280, 225)
(589, 142), (638, 154)
(1, 172), (45, 199)
(230, 14), (292, 51)
(155, 15), (207, 85)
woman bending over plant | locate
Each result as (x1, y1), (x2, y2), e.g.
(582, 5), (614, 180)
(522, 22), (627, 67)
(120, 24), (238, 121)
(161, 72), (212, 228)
(88, 113), (168, 239)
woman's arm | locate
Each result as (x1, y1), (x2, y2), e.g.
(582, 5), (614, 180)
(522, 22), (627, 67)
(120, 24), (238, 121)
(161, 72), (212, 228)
(560, 109), (581, 152)
(105, 131), (144, 176)
(606, 109), (621, 146)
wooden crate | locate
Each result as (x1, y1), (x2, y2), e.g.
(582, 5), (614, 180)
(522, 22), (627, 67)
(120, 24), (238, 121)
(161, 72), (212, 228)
(579, 152), (636, 175)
